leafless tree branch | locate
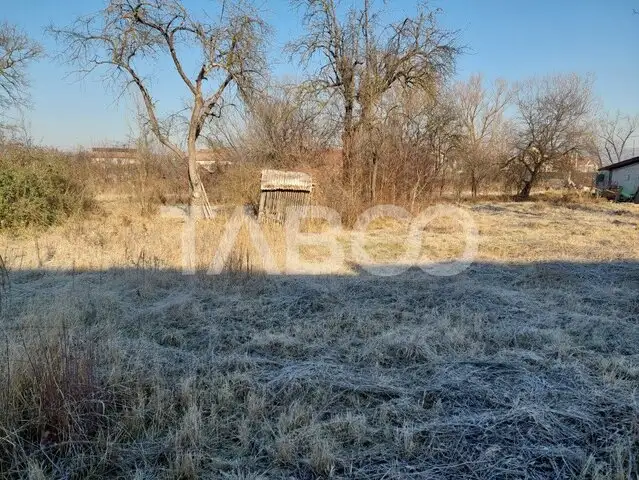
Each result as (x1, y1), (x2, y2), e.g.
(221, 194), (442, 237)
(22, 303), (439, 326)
(0, 22), (42, 112)
(50, 0), (267, 204)
(289, 0), (460, 191)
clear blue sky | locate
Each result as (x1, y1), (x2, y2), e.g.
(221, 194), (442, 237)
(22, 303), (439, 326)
(3, 0), (639, 149)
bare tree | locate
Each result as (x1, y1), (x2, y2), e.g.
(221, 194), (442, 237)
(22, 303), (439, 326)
(506, 74), (595, 199)
(453, 74), (512, 197)
(355, 86), (460, 207)
(596, 111), (639, 166)
(242, 85), (334, 168)
(399, 88), (459, 203)
(289, 0), (459, 191)
(0, 22), (42, 115)
(52, 0), (267, 208)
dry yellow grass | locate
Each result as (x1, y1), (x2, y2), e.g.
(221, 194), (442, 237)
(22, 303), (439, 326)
(2, 195), (638, 272)
(0, 195), (638, 479)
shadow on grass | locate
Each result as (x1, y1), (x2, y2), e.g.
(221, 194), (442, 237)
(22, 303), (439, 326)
(0, 260), (638, 479)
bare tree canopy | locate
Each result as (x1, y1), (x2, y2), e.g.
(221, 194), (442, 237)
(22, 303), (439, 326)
(51, 0), (267, 206)
(379, 87), (461, 206)
(507, 73), (595, 199)
(289, 0), (460, 189)
(242, 84), (335, 168)
(0, 22), (42, 111)
(596, 111), (638, 166)
(452, 74), (512, 197)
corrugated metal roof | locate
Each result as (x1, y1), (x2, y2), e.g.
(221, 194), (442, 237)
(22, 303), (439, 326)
(598, 156), (639, 171)
(260, 169), (312, 192)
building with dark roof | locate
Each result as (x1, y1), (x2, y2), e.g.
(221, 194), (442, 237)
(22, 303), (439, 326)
(596, 156), (639, 200)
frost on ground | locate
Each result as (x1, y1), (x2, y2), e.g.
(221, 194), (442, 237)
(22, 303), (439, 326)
(0, 200), (638, 479)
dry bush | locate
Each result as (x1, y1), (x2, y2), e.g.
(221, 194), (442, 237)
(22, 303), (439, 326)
(240, 86), (333, 171)
(0, 322), (111, 477)
(203, 162), (262, 211)
(535, 188), (601, 205)
(128, 153), (191, 216)
(81, 151), (190, 210)
(0, 145), (93, 230)
(311, 175), (365, 227)
(78, 148), (261, 214)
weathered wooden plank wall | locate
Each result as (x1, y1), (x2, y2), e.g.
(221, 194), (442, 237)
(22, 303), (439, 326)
(258, 189), (311, 223)
(258, 170), (313, 223)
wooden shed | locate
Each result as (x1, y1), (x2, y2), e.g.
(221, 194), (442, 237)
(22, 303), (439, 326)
(258, 170), (313, 223)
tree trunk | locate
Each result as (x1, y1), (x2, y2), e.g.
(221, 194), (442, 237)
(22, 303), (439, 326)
(187, 136), (202, 207)
(518, 180), (533, 199)
(342, 101), (354, 188)
(410, 178), (420, 212)
(187, 100), (204, 207)
(470, 172), (478, 198)
(517, 164), (541, 200)
(370, 154), (378, 203)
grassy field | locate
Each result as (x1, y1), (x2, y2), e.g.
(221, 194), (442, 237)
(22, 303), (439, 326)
(0, 196), (638, 479)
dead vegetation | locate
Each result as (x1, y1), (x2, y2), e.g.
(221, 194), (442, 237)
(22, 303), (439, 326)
(1, 2), (637, 475)
(0, 198), (638, 478)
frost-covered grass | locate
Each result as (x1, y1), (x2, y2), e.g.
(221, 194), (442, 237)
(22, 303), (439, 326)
(0, 198), (638, 479)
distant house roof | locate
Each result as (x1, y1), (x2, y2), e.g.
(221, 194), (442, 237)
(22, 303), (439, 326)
(89, 146), (233, 163)
(90, 147), (138, 160)
(91, 147), (137, 153)
(260, 169), (312, 192)
(598, 156), (639, 171)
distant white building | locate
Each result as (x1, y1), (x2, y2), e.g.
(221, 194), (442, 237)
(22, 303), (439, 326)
(89, 147), (234, 169)
(596, 156), (639, 200)
(90, 147), (139, 165)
